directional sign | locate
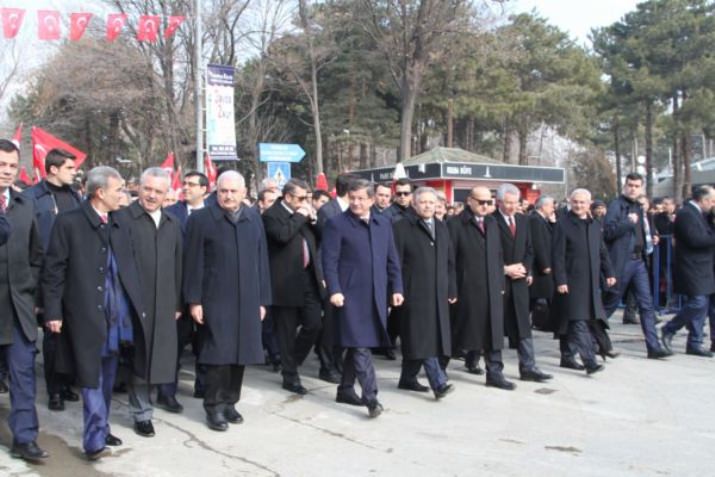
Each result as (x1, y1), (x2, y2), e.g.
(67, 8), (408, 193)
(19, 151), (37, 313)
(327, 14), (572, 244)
(259, 143), (305, 163)
(266, 161), (291, 188)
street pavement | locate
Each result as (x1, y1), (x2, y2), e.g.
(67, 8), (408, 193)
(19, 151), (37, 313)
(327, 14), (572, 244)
(0, 312), (713, 476)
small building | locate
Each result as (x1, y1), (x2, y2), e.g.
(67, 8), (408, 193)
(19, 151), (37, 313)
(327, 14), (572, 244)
(351, 147), (565, 203)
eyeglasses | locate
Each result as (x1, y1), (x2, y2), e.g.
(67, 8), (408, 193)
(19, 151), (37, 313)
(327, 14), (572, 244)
(183, 181), (201, 187)
(470, 197), (494, 206)
(395, 191), (411, 197)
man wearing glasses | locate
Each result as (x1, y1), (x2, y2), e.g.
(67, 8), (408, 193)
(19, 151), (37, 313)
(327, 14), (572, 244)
(387, 178), (413, 223)
(263, 179), (324, 394)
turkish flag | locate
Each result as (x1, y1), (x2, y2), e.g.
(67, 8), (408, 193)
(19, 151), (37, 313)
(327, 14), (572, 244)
(137, 15), (160, 42)
(37, 10), (61, 41)
(18, 166), (31, 186)
(164, 16), (185, 39)
(31, 127), (88, 179)
(11, 123), (22, 149)
(172, 165), (182, 192)
(106, 13), (127, 42)
(315, 173), (328, 191)
(160, 151), (175, 171)
(1, 8), (25, 39)
(70, 13), (92, 41)
(204, 153), (217, 189)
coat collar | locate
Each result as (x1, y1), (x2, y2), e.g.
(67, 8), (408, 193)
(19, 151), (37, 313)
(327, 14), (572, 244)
(81, 200), (119, 231)
(207, 202), (254, 223)
(345, 209), (379, 227)
(127, 200), (174, 226)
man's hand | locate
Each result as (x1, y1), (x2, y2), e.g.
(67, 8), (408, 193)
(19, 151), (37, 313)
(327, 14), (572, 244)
(542, 268), (551, 275)
(606, 277), (617, 288)
(175, 311), (182, 320)
(504, 263), (527, 279)
(391, 293), (404, 307)
(448, 297), (457, 305)
(190, 304), (204, 325)
(260, 306), (266, 321)
(526, 276), (533, 286)
(628, 212), (639, 224)
(653, 235), (660, 246)
(557, 284), (568, 294)
(295, 206), (310, 217)
(330, 293), (345, 307)
(46, 320), (62, 333)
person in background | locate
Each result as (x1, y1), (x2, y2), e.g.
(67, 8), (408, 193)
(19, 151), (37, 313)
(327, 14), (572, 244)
(591, 200), (607, 222)
(312, 189), (331, 211)
(435, 192), (448, 221)
(371, 183), (394, 218)
(257, 188), (278, 214)
(386, 178), (412, 223)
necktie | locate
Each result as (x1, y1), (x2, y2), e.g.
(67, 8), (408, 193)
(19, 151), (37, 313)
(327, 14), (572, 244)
(99, 214), (108, 224)
(424, 219), (435, 240)
(508, 216), (516, 237)
(302, 238), (310, 268)
(476, 217), (485, 234)
(0, 194), (6, 213)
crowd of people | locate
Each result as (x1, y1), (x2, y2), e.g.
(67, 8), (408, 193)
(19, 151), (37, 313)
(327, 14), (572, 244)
(0, 136), (714, 464)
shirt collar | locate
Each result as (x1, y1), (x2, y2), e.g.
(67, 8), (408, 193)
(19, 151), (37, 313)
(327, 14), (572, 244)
(690, 200), (702, 213)
(337, 196), (349, 212)
(281, 200), (294, 215)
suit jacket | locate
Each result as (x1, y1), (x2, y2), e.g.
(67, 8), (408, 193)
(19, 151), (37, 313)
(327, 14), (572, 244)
(316, 198), (344, 241)
(321, 210), (403, 348)
(0, 191), (43, 344)
(672, 202), (715, 296)
(165, 200), (201, 235)
(41, 201), (145, 388)
(528, 211), (555, 300)
(263, 198), (325, 306)
(603, 195), (651, 286)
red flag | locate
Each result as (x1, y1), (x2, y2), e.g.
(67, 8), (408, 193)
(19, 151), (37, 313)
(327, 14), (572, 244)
(137, 15), (160, 42)
(31, 127), (88, 179)
(164, 16), (185, 39)
(106, 13), (127, 42)
(160, 151), (175, 171)
(69, 13), (92, 41)
(18, 166), (31, 185)
(315, 173), (328, 191)
(203, 153), (217, 189)
(37, 10), (61, 41)
(11, 123), (22, 149)
(1, 8), (25, 39)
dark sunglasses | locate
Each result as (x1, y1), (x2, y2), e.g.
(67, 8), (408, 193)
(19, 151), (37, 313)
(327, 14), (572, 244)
(470, 197), (494, 206)
(395, 191), (411, 197)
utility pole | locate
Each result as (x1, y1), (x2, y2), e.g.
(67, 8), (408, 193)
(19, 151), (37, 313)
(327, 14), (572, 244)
(195, 0), (204, 173)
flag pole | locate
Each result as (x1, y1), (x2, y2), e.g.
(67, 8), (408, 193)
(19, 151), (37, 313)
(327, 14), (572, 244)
(195, 0), (204, 173)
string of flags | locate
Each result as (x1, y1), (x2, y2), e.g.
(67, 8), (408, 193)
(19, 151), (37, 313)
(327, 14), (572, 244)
(0, 8), (185, 42)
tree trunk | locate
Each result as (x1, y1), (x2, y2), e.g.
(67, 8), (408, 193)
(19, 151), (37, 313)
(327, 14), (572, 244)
(298, 0), (324, 174)
(614, 118), (622, 192)
(398, 73), (420, 162)
(446, 98), (454, 148)
(681, 90), (691, 199)
(645, 101), (654, 197)
(517, 118), (529, 165)
(672, 93), (682, 200)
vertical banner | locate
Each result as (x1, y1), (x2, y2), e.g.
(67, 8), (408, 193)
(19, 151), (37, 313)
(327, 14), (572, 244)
(205, 64), (238, 161)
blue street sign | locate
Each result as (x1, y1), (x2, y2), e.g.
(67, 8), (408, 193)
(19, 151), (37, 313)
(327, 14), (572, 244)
(266, 162), (291, 188)
(259, 143), (306, 163)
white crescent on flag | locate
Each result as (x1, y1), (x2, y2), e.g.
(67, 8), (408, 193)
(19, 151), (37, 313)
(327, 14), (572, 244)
(145, 19), (156, 33)
(112, 18), (123, 33)
(44, 15), (57, 32)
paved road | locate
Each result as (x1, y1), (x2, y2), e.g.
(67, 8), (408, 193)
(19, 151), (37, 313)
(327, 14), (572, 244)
(0, 313), (712, 476)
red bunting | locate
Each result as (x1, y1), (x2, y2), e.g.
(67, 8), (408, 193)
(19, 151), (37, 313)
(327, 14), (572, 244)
(164, 16), (185, 39)
(0, 8), (25, 39)
(106, 13), (127, 42)
(69, 13), (92, 41)
(31, 127), (88, 180)
(137, 15), (160, 42)
(38, 10), (61, 41)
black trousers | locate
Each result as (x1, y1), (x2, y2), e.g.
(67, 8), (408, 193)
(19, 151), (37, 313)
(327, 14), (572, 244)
(339, 348), (377, 404)
(203, 364), (245, 413)
(272, 272), (323, 383)
(158, 315), (206, 398)
(568, 321), (598, 368)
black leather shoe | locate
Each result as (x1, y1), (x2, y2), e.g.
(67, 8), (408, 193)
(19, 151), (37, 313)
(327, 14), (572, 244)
(319, 369), (342, 384)
(384, 348), (396, 360)
(367, 400), (383, 418)
(622, 317), (639, 325)
(224, 406), (244, 424)
(206, 411), (228, 431)
(397, 380), (429, 392)
(282, 381), (308, 395)
(156, 395), (184, 413)
(686, 347), (714, 358)
(85, 446), (109, 461)
(11, 441), (49, 462)
(560, 359), (585, 370)
(434, 383), (454, 399)
(486, 375), (516, 391)
(134, 420), (155, 437)
(586, 364), (605, 375)
(336, 390), (363, 406)
(61, 387), (80, 402)
(647, 348), (671, 359)
(0, 378), (8, 394)
(520, 369), (553, 382)
(465, 365), (484, 375)
(48, 393), (65, 411)
(660, 329), (674, 354)
(105, 434), (122, 446)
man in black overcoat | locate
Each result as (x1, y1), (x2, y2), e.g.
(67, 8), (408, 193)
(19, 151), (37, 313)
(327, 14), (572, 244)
(0, 140), (46, 461)
(43, 166), (145, 460)
(552, 189), (616, 375)
(393, 187), (456, 399)
(494, 183), (552, 382)
(447, 186), (515, 390)
(661, 185), (715, 356)
(113, 167), (182, 437)
(183, 171), (272, 431)
(263, 179), (324, 395)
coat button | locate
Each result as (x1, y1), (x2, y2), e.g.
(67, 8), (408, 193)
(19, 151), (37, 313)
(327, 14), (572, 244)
(100, 247), (107, 253)
(97, 305), (103, 310)
(97, 286), (103, 292)
(98, 267), (104, 272)
(141, 312), (147, 318)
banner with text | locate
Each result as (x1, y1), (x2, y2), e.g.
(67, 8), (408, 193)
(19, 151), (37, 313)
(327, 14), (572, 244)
(205, 64), (238, 161)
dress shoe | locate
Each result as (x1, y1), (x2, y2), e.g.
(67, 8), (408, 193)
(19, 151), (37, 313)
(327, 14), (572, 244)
(686, 347), (714, 358)
(319, 369), (342, 384)
(206, 411), (228, 431)
(336, 390), (364, 406)
(647, 348), (671, 359)
(105, 434), (122, 446)
(134, 420), (155, 437)
(486, 375), (516, 391)
(0, 378), (8, 394)
(11, 441), (49, 462)
(367, 400), (383, 418)
(586, 364), (605, 375)
(622, 317), (639, 325)
(397, 380), (429, 392)
(156, 394), (184, 413)
(61, 387), (80, 402)
(224, 406), (244, 424)
(660, 329), (674, 354)
(282, 381), (308, 395)
(85, 446), (110, 461)
(384, 348), (396, 360)
(465, 365), (484, 375)
(434, 383), (454, 400)
(560, 358), (585, 370)
(48, 393), (65, 411)
(599, 350), (620, 360)
(520, 368), (553, 382)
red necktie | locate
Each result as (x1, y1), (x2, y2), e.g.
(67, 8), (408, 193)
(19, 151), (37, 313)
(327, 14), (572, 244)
(476, 217), (485, 234)
(508, 216), (516, 237)
(100, 214), (108, 224)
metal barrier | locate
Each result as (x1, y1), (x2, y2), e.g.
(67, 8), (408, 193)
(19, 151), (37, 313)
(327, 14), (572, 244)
(652, 235), (681, 315)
